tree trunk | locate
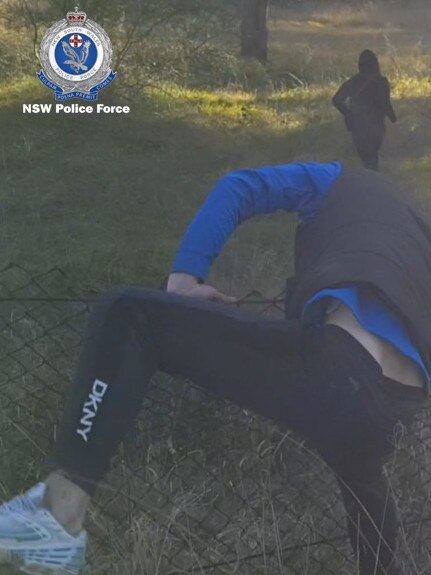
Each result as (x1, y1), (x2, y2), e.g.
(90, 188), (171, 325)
(240, 0), (269, 63)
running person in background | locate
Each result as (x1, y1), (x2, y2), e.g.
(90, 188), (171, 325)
(1, 162), (430, 575)
(333, 49), (397, 170)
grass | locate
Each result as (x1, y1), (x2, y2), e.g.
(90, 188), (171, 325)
(2, 0), (431, 573)
(2, 71), (431, 296)
(2, 1), (431, 296)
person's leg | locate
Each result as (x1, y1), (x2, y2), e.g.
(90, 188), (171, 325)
(1, 290), (425, 574)
(364, 124), (384, 171)
(308, 326), (425, 575)
(351, 124), (383, 171)
(335, 461), (402, 575)
(1, 286), (314, 574)
(42, 286), (310, 528)
(352, 130), (377, 170)
(42, 472), (90, 536)
(363, 148), (379, 171)
(351, 127), (368, 168)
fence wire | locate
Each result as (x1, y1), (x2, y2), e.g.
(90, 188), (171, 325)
(0, 264), (431, 574)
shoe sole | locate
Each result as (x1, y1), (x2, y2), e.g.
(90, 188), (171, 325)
(0, 548), (81, 575)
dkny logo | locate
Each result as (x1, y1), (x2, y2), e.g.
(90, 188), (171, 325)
(76, 379), (108, 442)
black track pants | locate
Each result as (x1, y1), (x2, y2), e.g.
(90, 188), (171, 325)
(46, 287), (425, 575)
(351, 122), (385, 171)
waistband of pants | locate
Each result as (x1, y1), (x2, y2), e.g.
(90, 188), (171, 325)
(323, 324), (428, 400)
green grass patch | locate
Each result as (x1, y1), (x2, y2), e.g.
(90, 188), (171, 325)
(3, 67), (429, 296)
(0, 77), (47, 107)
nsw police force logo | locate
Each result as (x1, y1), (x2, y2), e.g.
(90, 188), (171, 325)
(37, 6), (116, 101)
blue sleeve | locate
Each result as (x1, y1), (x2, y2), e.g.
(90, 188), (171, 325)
(171, 161), (343, 279)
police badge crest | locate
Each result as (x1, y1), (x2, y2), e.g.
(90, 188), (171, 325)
(38, 6), (116, 101)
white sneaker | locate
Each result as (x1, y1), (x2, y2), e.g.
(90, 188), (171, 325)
(0, 483), (46, 514)
(0, 485), (87, 574)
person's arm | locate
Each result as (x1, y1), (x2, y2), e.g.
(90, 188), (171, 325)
(168, 162), (343, 299)
(332, 79), (355, 130)
(378, 77), (397, 123)
(332, 79), (352, 116)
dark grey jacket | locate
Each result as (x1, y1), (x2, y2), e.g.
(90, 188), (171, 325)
(285, 168), (431, 393)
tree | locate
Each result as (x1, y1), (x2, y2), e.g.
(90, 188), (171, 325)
(240, 0), (269, 63)
(4, 0), (236, 87)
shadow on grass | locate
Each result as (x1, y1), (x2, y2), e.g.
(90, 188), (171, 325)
(1, 87), (431, 293)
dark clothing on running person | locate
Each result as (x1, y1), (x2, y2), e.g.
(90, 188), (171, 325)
(332, 50), (397, 170)
(45, 163), (431, 575)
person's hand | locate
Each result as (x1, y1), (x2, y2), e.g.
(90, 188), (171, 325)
(166, 273), (237, 303)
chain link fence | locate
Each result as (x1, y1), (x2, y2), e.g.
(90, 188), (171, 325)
(0, 264), (431, 574)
